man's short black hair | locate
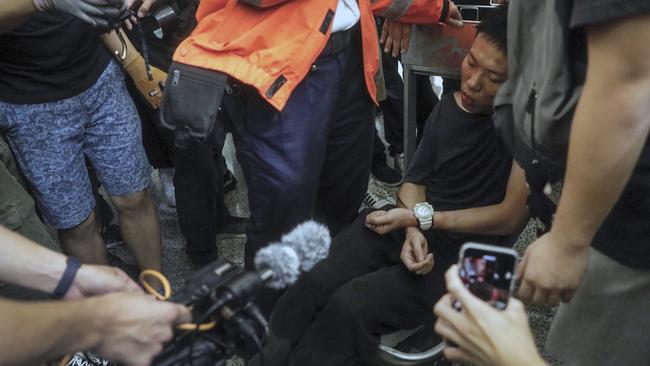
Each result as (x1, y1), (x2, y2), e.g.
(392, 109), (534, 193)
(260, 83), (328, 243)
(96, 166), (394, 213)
(476, 4), (508, 53)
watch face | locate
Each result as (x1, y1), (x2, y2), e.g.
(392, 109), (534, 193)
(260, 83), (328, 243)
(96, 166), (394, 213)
(415, 204), (433, 217)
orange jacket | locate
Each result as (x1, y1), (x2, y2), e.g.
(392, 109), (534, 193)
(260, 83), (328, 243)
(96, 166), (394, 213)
(173, 0), (447, 110)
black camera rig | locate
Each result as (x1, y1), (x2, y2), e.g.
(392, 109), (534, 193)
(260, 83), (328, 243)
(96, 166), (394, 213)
(153, 259), (270, 366)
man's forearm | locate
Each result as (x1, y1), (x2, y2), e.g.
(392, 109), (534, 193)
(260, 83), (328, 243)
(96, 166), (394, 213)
(396, 182), (426, 209)
(0, 297), (100, 365)
(552, 15), (650, 246)
(99, 29), (140, 66)
(0, 226), (67, 294)
(0, 0), (37, 33)
(436, 162), (529, 236)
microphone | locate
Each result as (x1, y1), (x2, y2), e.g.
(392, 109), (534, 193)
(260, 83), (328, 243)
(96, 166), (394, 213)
(279, 220), (331, 272)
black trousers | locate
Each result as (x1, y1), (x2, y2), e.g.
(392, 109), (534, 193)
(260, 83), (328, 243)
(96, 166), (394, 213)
(173, 134), (229, 259)
(377, 47), (438, 156)
(231, 26), (374, 270)
(125, 77), (230, 260)
(257, 210), (456, 366)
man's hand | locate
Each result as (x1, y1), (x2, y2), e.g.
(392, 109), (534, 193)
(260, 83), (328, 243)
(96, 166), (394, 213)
(64, 265), (142, 300)
(380, 19), (412, 57)
(91, 293), (191, 366)
(365, 208), (417, 234)
(134, 0), (156, 17)
(516, 230), (589, 305)
(33, 0), (125, 29)
(124, 54), (167, 109)
(401, 227), (433, 275)
(444, 1), (464, 28)
(434, 265), (547, 366)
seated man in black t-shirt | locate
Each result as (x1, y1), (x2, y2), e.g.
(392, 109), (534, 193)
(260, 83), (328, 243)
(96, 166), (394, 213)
(251, 5), (530, 366)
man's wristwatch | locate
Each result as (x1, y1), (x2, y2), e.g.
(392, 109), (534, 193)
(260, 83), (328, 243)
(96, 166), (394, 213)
(413, 202), (434, 231)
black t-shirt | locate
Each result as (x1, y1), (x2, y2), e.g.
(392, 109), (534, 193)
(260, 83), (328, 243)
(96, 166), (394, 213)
(569, 0), (650, 269)
(0, 12), (111, 104)
(404, 93), (513, 260)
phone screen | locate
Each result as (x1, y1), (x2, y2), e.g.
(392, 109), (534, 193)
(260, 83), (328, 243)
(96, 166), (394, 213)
(459, 248), (516, 310)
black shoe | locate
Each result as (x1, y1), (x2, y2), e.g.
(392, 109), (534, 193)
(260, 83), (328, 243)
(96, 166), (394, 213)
(217, 214), (248, 236)
(371, 156), (403, 186)
(223, 168), (238, 194)
(102, 223), (123, 249)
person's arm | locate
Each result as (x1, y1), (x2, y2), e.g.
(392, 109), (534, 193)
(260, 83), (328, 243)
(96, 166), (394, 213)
(0, 293), (190, 366)
(434, 265), (547, 366)
(99, 29), (167, 109)
(0, 225), (141, 298)
(435, 161), (529, 236)
(372, 0), (462, 27)
(0, 0), (37, 33)
(366, 162), (529, 236)
(517, 13), (650, 305)
(1, 0), (126, 34)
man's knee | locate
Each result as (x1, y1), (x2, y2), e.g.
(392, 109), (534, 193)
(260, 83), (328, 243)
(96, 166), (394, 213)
(59, 210), (99, 238)
(111, 190), (150, 214)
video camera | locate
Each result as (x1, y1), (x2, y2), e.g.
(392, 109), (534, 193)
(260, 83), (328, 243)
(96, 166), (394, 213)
(152, 221), (332, 366)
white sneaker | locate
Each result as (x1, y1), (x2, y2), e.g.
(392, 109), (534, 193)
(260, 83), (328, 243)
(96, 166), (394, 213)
(67, 352), (113, 366)
(364, 191), (395, 210)
(158, 168), (176, 208)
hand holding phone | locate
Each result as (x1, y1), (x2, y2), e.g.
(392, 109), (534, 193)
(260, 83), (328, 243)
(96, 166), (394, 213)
(457, 242), (518, 310)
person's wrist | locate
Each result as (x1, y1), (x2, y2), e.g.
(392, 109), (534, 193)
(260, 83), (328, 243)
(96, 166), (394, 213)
(399, 208), (419, 228)
(549, 221), (593, 251)
(51, 257), (82, 299)
(405, 225), (421, 236)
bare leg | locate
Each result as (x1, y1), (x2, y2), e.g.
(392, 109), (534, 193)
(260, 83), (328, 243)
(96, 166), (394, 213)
(110, 190), (162, 271)
(58, 210), (107, 264)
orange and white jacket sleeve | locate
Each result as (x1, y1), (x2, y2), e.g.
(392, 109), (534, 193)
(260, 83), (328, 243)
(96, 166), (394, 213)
(371, 0), (449, 24)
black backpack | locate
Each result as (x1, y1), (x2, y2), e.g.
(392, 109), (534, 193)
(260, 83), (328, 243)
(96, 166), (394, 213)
(492, 0), (585, 231)
(493, 0), (583, 183)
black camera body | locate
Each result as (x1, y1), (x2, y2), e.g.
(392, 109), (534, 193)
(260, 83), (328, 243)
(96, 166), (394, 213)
(153, 259), (268, 366)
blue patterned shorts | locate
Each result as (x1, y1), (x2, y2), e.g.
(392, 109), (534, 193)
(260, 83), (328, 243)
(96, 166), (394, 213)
(0, 60), (151, 229)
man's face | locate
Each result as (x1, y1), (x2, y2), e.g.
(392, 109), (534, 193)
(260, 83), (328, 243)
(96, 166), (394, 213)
(459, 33), (508, 114)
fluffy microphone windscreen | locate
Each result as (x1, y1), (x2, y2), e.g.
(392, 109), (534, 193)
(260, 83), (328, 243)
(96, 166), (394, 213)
(254, 244), (301, 289)
(281, 221), (331, 272)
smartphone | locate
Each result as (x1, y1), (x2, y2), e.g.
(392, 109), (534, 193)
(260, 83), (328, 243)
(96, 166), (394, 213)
(457, 242), (518, 310)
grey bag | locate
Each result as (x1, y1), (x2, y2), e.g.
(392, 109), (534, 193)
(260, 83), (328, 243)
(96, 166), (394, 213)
(493, 0), (583, 183)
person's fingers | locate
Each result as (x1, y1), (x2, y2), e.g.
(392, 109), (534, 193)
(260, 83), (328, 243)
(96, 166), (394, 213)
(530, 287), (549, 305)
(442, 346), (481, 366)
(415, 253), (434, 275)
(446, 2), (464, 28)
(560, 289), (575, 303)
(412, 237), (425, 261)
(444, 265), (491, 316)
(380, 20), (390, 44)
(390, 25), (401, 57)
(400, 23), (411, 53)
(174, 304), (192, 324)
(383, 21), (393, 53)
(137, 0), (155, 17)
(366, 211), (391, 225)
(516, 279), (534, 303)
(547, 291), (562, 306)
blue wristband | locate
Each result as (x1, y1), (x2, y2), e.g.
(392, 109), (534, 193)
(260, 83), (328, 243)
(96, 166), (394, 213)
(51, 257), (82, 299)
